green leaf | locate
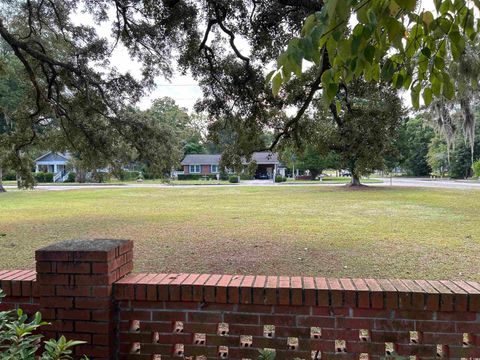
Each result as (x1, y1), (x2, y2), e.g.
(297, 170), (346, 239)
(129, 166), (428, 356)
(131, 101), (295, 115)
(422, 11), (434, 32)
(423, 87), (433, 106)
(367, 8), (377, 25)
(335, 99), (342, 114)
(439, 0), (452, 15)
(271, 72), (283, 96)
(381, 59), (395, 81)
(431, 74), (442, 96)
(301, 14), (317, 36)
(393, 73), (404, 89)
(448, 31), (465, 60)
(325, 82), (339, 104)
(421, 47), (431, 58)
(434, 56), (444, 70)
(363, 45), (375, 63)
(396, 0), (417, 11)
(411, 83), (421, 108)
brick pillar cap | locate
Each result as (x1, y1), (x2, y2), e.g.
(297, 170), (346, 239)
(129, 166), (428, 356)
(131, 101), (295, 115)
(35, 239), (133, 262)
(37, 239), (130, 252)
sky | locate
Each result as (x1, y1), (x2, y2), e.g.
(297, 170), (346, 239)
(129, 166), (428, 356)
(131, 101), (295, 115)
(79, 0), (439, 112)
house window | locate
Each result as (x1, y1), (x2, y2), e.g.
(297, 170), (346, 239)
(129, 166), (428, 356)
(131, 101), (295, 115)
(211, 165), (219, 173)
(189, 165), (201, 173)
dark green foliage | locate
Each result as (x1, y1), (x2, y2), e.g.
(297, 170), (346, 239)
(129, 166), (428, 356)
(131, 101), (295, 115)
(2, 170), (16, 181)
(177, 174), (217, 181)
(450, 143), (475, 179)
(473, 160), (480, 178)
(228, 175), (239, 183)
(117, 170), (142, 181)
(397, 117), (434, 176)
(33, 172), (53, 183)
(240, 174), (253, 180)
(91, 172), (110, 183)
(219, 172), (229, 181)
(65, 172), (76, 183)
(0, 289), (87, 359)
(295, 147), (340, 180)
(274, 175), (286, 183)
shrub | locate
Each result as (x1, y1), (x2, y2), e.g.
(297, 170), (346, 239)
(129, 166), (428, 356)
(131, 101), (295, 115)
(177, 174), (217, 180)
(228, 175), (239, 183)
(473, 160), (480, 178)
(2, 170), (16, 181)
(66, 172), (76, 183)
(219, 172), (229, 181)
(92, 172), (110, 183)
(239, 174), (253, 180)
(275, 175), (286, 183)
(34, 172), (54, 183)
(0, 289), (87, 359)
(117, 170), (141, 181)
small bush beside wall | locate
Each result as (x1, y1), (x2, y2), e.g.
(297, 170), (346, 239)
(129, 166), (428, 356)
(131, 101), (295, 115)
(0, 289), (87, 359)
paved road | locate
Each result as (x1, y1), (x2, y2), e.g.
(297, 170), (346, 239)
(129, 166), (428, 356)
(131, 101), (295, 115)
(3, 177), (480, 191)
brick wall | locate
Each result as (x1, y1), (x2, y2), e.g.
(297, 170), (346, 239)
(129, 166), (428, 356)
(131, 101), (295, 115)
(1, 240), (479, 360)
(115, 275), (480, 360)
(0, 269), (38, 313)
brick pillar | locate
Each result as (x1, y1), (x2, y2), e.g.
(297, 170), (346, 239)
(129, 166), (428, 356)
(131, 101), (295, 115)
(35, 239), (133, 359)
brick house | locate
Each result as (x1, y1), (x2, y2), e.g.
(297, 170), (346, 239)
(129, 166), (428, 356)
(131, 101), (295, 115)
(180, 152), (286, 179)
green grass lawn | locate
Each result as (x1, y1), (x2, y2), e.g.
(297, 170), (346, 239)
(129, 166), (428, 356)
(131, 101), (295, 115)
(1, 186), (479, 280)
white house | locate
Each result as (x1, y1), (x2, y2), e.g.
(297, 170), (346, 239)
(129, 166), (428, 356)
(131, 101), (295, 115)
(34, 152), (71, 182)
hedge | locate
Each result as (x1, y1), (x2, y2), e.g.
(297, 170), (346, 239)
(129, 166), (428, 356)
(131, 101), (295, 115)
(177, 174), (218, 180)
(34, 172), (54, 183)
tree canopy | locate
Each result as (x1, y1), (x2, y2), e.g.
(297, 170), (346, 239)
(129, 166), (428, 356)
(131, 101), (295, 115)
(1, 0), (480, 187)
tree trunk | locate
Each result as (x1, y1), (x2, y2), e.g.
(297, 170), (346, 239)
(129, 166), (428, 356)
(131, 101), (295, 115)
(350, 172), (362, 186)
(0, 166), (5, 193)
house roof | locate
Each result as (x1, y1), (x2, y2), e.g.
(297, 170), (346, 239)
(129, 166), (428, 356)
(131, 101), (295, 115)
(34, 152), (71, 163)
(181, 152), (281, 166)
(181, 154), (221, 165)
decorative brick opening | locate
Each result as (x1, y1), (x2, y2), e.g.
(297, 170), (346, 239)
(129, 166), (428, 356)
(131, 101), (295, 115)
(359, 329), (370, 342)
(410, 330), (421, 344)
(193, 333), (206, 345)
(217, 322), (229, 336)
(335, 340), (347, 353)
(385, 342), (395, 356)
(218, 346), (228, 358)
(174, 343), (184, 357)
(240, 335), (252, 347)
(436, 344), (448, 358)
(263, 325), (275, 338)
(173, 321), (184, 333)
(287, 337), (299, 350)
(311, 327), (321, 339)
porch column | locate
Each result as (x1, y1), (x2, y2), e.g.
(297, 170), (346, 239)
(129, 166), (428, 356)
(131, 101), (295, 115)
(53, 164), (58, 173)
(35, 165), (39, 173)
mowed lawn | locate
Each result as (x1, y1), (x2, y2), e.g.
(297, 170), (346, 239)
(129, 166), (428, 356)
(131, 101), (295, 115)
(0, 186), (479, 280)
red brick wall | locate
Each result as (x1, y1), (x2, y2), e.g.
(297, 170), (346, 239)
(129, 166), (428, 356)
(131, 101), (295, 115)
(0, 269), (38, 313)
(1, 240), (480, 360)
(201, 165), (211, 174)
(184, 165), (189, 174)
(115, 275), (480, 360)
